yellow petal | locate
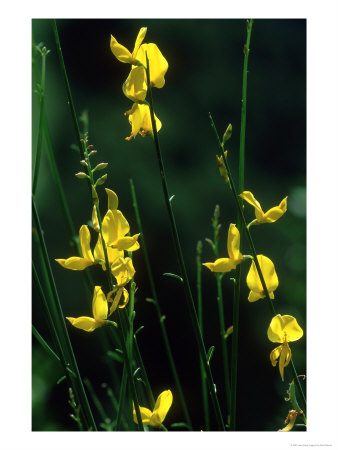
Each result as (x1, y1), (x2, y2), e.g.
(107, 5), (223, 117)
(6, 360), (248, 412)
(133, 404), (152, 425)
(248, 290), (264, 302)
(122, 66), (147, 102)
(92, 206), (99, 232)
(246, 255), (278, 297)
(279, 343), (291, 381)
(205, 257), (237, 273)
(240, 191), (264, 222)
(283, 316), (304, 342)
(136, 43), (168, 88)
(105, 188), (119, 211)
(92, 286), (108, 322)
(102, 210), (130, 247)
(126, 103), (144, 140)
(116, 234), (140, 251)
(227, 223), (242, 262)
(139, 103), (162, 133)
(55, 257), (94, 271)
(152, 390), (173, 425)
(108, 287), (129, 314)
(79, 225), (94, 262)
(270, 345), (282, 367)
(110, 35), (133, 63)
(111, 257), (136, 287)
(67, 316), (99, 332)
(132, 27), (147, 59)
(268, 314), (285, 343)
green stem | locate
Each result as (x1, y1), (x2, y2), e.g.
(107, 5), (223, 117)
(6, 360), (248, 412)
(116, 365), (129, 430)
(129, 178), (192, 429)
(32, 46), (47, 195)
(196, 241), (210, 430)
(216, 274), (231, 419)
(32, 198), (97, 430)
(84, 378), (108, 424)
(145, 55), (225, 430)
(51, 19), (145, 428)
(231, 18), (253, 431)
(32, 324), (60, 363)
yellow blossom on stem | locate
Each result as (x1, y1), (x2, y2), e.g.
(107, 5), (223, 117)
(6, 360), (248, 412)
(110, 27), (147, 64)
(246, 254), (278, 302)
(203, 223), (243, 273)
(66, 286), (108, 332)
(56, 225), (95, 270)
(133, 390), (173, 427)
(101, 208), (140, 251)
(240, 191), (287, 224)
(136, 43), (168, 88)
(268, 314), (303, 381)
(124, 103), (161, 141)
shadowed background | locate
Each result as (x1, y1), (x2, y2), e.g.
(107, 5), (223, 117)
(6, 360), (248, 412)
(32, 18), (306, 431)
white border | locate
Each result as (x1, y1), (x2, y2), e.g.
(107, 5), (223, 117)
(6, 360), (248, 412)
(2, 1), (338, 449)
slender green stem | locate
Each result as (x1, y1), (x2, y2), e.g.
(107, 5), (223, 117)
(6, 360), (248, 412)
(32, 324), (60, 363)
(211, 207), (231, 421)
(52, 20), (86, 162)
(129, 178), (192, 429)
(32, 46), (47, 194)
(32, 198), (97, 430)
(196, 240), (210, 430)
(230, 265), (241, 430)
(84, 378), (109, 424)
(145, 55), (225, 430)
(116, 365), (129, 430)
(51, 19), (145, 428)
(216, 274), (231, 418)
(133, 334), (155, 408)
(209, 122), (306, 415)
(230, 18), (253, 431)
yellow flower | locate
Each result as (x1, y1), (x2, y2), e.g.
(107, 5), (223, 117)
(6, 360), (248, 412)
(56, 225), (96, 270)
(101, 209), (140, 251)
(135, 43), (168, 88)
(110, 27), (147, 64)
(246, 254), (278, 302)
(124, 103), (161, 141)
(268, 314), (303, 381)
(122, 66), (147, 102)
(66, 286), (108, 332)
(240, 191), (287, 224)
(203, 223), (243, 273)
(111, 256), (136, 287)
(133, 390), (173, 427)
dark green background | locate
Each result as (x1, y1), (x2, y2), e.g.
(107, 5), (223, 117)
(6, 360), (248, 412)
(32, 19), (306, 431)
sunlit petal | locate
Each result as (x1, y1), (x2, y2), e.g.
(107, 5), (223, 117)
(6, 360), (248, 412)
(79, 225), (94, 262)
(92, 286), (108, 322)
(67, 316), (98, 332)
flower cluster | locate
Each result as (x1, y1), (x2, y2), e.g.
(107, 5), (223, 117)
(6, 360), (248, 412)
(110, 27), (168, 140)
(204, 187), (303, 382)
(56, 189), (139, 332)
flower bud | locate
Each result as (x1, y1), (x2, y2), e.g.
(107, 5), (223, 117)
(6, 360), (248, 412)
(91, 186), (99, 204)
(222, 124), (232, 145)
(75, 172), (88, 179)
(94, 162), (108, 172)
(216, 153), (229, 183)
(95, 173), (108, 186)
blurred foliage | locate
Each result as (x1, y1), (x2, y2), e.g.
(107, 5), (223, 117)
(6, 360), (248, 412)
(32, 19), (305, 431)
